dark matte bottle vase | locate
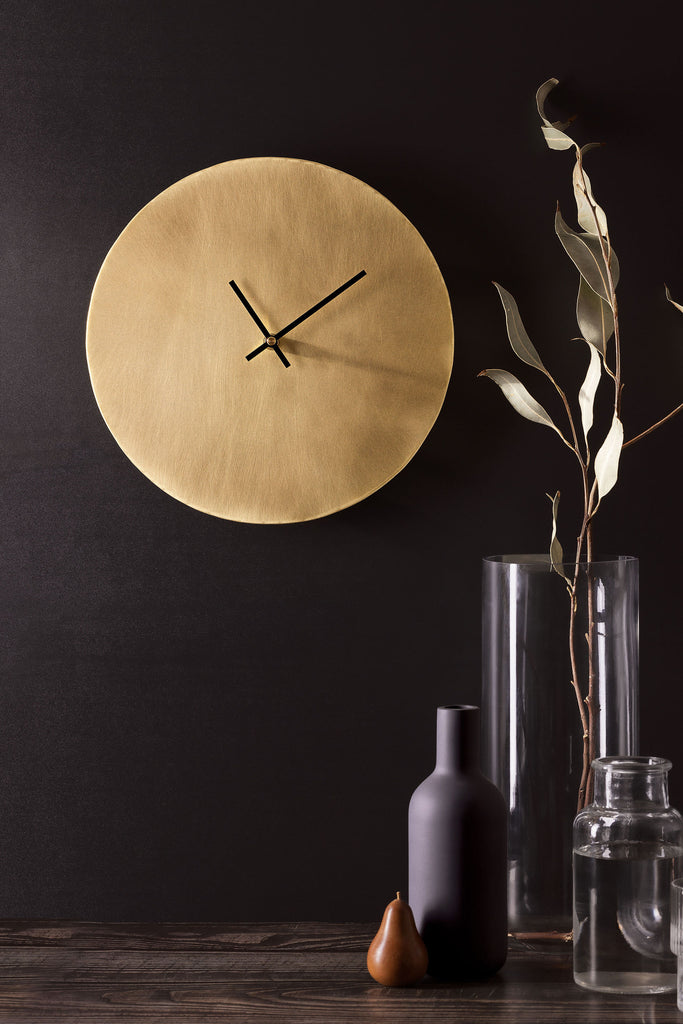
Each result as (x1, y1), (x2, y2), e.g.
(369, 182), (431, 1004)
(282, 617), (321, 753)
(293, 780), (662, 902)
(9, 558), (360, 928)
(408, 705), (507, 978)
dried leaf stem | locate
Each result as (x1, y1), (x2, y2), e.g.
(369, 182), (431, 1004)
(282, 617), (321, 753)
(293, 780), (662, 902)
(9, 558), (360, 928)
(483, 78), (682, 819)
(623, 402), (683, 448)
(572, 149), (622, 808)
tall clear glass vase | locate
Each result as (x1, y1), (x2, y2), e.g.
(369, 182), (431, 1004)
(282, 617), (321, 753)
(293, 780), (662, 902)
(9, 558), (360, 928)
(481, 555), (639, 936)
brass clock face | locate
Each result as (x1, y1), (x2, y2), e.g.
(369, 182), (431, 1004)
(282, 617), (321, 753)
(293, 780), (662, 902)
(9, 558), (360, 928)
(86, 157), (454, 523)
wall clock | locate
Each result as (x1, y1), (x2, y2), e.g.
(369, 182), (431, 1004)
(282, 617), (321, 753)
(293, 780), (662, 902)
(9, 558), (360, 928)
(86, 158), (454, 523)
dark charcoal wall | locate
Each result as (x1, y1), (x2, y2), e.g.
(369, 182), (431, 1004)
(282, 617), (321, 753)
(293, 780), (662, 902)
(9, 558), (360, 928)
(3, 0), (682, 920)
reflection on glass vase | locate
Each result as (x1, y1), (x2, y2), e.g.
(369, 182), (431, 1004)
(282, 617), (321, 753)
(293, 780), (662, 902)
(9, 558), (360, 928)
(481, 555), (639, 936)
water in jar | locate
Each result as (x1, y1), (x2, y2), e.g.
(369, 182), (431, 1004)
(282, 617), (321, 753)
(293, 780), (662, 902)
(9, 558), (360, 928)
(574, 841), (683, 993)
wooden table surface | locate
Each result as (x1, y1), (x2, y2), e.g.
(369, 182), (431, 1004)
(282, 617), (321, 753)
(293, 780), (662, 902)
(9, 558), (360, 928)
(0, 921), (680, 1022)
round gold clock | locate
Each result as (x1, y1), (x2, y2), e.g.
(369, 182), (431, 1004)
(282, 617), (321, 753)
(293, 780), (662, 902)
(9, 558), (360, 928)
(86, 157), (454, 523)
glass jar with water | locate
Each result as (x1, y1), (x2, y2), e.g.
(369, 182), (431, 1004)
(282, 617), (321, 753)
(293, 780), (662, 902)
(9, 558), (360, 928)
(573, 756), (683, 993)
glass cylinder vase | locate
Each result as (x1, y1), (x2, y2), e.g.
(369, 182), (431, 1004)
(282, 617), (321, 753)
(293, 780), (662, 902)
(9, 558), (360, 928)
(574, 757), (683, 993)
(481, 555), (639, 936)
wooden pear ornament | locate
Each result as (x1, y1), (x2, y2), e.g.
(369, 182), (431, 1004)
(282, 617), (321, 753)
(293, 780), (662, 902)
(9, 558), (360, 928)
(367, 892), (428, 986)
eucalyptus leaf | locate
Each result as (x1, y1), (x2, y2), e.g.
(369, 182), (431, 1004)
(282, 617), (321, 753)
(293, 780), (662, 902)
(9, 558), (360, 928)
(578, 343), (602, 449)
(536, 78), (576, 148)
(536, 78), (559, 122)
(542, 126), (575, 151)
(665, 285), (683, 314)
(479, 369), (563, 436)
(573, 160), (608, 237)
(555, 209), (620, 304)
(547, 490), (571, 584)
(594, 414), (624, 501)
(576, 276), (613, 356)
(493, 282), (548, 373)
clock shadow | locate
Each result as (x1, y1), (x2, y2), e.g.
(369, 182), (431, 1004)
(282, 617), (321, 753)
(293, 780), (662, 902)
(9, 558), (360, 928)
(283, 336), (434, 384)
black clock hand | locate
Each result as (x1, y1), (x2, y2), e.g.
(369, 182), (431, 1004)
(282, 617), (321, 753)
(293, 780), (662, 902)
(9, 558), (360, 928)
(271, 342), (291, 368)
(235, 271), (366, 367)
(245, 336), (291, 368)
(230, 280), (291, 368)
(245, 340), (269, 360)
(273, 270), (366, 340)
(229, 280), (270, 337)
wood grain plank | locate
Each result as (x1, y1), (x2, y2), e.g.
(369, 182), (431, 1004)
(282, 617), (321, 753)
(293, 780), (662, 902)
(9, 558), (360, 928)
(0, 982), (677, 1024)
(0, 923), (678, 1023)
(0, 921), (373, 951)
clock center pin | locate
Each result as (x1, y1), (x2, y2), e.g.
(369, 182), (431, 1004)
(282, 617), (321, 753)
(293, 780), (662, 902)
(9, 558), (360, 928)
(266, 336), (278, 347)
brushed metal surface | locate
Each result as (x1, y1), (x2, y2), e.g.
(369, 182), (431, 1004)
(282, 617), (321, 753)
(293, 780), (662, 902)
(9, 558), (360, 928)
(86, 157), (453, 523)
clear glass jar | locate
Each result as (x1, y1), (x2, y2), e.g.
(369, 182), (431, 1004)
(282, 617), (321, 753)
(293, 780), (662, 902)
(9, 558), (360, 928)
(573, 756), (683, 993)
(670, 877), (683, 1010)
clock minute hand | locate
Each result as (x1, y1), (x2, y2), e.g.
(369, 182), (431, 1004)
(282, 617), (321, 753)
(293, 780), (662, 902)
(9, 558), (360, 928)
(229, 280), (270, 337)
(245, 339), (269, 361)
(273, 270), (366, 340)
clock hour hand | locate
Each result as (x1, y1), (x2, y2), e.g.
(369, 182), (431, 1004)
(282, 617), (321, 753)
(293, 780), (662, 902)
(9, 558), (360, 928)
(229, 280), (270, 337)
(271, 343), (291, 368)
(273, 269), (366, 340)
(231, 280), (291, 368)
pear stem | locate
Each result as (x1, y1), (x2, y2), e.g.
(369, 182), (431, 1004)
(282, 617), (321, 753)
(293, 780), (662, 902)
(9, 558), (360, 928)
(396, 892), (402, 901)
